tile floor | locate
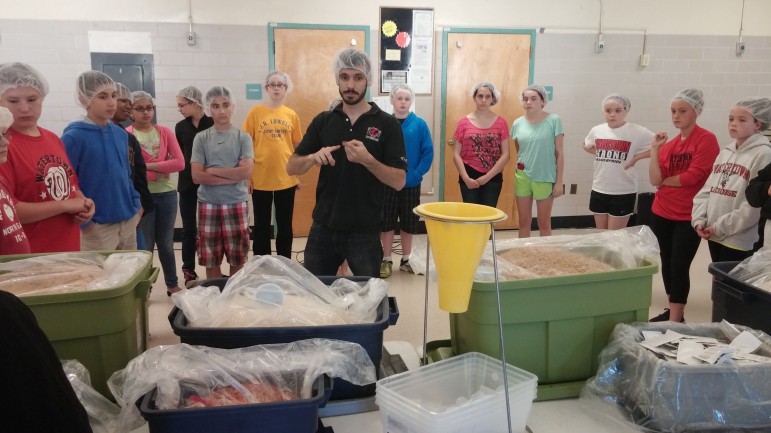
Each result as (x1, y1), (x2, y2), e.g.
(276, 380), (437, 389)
(133, 226), (743, 433)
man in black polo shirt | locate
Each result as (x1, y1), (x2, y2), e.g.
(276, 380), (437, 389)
(287, 48), (407, 277)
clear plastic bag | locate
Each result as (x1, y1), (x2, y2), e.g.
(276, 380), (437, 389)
(0, 252), (150, 296)
(107, 339), (377, 433)
(62, 360), (121, 433)
(173, 255), (388, 327)
(409, 226), (660, 281)
(728, 246), (771, 291)
(580, 322), (771, 432)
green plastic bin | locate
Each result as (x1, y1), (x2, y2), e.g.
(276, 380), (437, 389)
(450, 258), (657, 401)
(0, 251), (158, 398)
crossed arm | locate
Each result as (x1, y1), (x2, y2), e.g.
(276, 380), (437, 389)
(191, 159), (254, 185)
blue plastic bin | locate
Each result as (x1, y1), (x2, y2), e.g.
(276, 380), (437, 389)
(138, 374), (332, 433)
(168, 276), (399, 400)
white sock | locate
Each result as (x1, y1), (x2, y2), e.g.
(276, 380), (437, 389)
(401, 255), (410, 262)
(384, 256), (392, 262)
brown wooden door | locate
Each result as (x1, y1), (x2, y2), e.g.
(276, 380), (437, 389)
(272, 27), (368, 236)
(442, 32), (532, 229)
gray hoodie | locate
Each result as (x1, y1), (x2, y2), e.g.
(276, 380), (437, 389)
(692, 133), (771, 250)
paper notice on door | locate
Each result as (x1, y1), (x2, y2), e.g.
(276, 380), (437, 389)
(385, 49), (401, 61)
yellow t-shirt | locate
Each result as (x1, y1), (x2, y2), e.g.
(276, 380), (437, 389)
(242, 104), (303, 191)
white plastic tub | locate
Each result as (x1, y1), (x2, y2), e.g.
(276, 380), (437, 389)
(375, 352), (537, 433)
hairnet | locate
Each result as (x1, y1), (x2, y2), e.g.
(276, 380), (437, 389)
(390, 83), (414, 100)
(0, 62), (50, 99)
(522, 84), (548, 104)
(672, 88), (704, 114)
(76, 71), (115, 109)
(0, 107), (13, 129)
(114, 83), (132, 101)
(471, 82), (501, 106)
(130, 90), (154, 105)
(177, 86), (203, 108)
(328, 96), (342, 111)
(602, 93), (631, 112)
(735, 97), (771, 131)
(205, 86), (234, 111)
(265, 71), (293, 93)
(333, 48), (372, 83)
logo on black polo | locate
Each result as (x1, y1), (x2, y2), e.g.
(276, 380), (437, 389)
(366, 127), (382, 142)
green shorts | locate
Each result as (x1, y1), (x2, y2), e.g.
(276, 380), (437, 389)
(515, 169), (553, 200)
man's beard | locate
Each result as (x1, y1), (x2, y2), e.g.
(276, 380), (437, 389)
(340, 89), (365, 105)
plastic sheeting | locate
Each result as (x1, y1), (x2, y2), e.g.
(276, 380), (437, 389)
(410, 225), (659, 281)
(0, 252), (151, 296)
(580, 322), (771, 432)
(107, 339), (377, 433)
(172, 255), (388, 327)
(62, 360), (121, 433)
(728, 246), (771, 293)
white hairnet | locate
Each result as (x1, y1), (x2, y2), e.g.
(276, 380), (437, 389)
(205, 86), (234, 111)
(735, 97), (771, 131)
(114, 83), (132, 101)
(328, 96), (342, 111)
(178, 86), (203, 108)
(265, 71), (293, 93)
(333, 48), (372, 83)
(471, 81), (501, 106)
(522, 84), (548, 104)
(390, 83), (414, 100)
(0, 62), (49, 99)
(602, 93), (631, 111)
(130, 90), (154, 105)
(76, 71), (115, 109)
(0, 107), (13, 129)
(672, 88), (704, 114)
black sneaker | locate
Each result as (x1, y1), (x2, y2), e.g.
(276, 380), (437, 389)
(649, 308), (685, 323)
(399, 258), (414, 274)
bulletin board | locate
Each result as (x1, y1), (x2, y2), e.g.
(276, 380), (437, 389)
(379, 7), (434, 95)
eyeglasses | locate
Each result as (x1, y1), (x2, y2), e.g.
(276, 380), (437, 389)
(133, 105), (155, 113)
(177, 101), (192, 109)
(266, 83), (287, 89)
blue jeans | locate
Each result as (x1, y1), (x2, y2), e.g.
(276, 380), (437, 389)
(459, 180), (503, 207)
(141, 191), (179, 288)
(303, 223), (382, 277)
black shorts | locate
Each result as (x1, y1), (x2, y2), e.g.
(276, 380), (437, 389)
(589, 190), (637, 217)
(381, 184), (421, 233)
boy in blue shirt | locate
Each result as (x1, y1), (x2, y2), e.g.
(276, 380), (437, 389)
(62, 71), (142, 250)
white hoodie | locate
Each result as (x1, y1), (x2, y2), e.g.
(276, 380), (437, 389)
(692, 133), (771, 250)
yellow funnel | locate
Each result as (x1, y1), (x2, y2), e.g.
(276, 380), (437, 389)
(414, 202), (507, 313)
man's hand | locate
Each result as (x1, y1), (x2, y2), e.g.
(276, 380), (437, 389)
(341, 140), (374, 165)
(312, 145), (341, 166)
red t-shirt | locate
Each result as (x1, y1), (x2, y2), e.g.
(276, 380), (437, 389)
(0, 176), (31, 254)
(453, 116), (510, 174)
(652, 125), (720, 221)
(0, 127), (81, 252)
